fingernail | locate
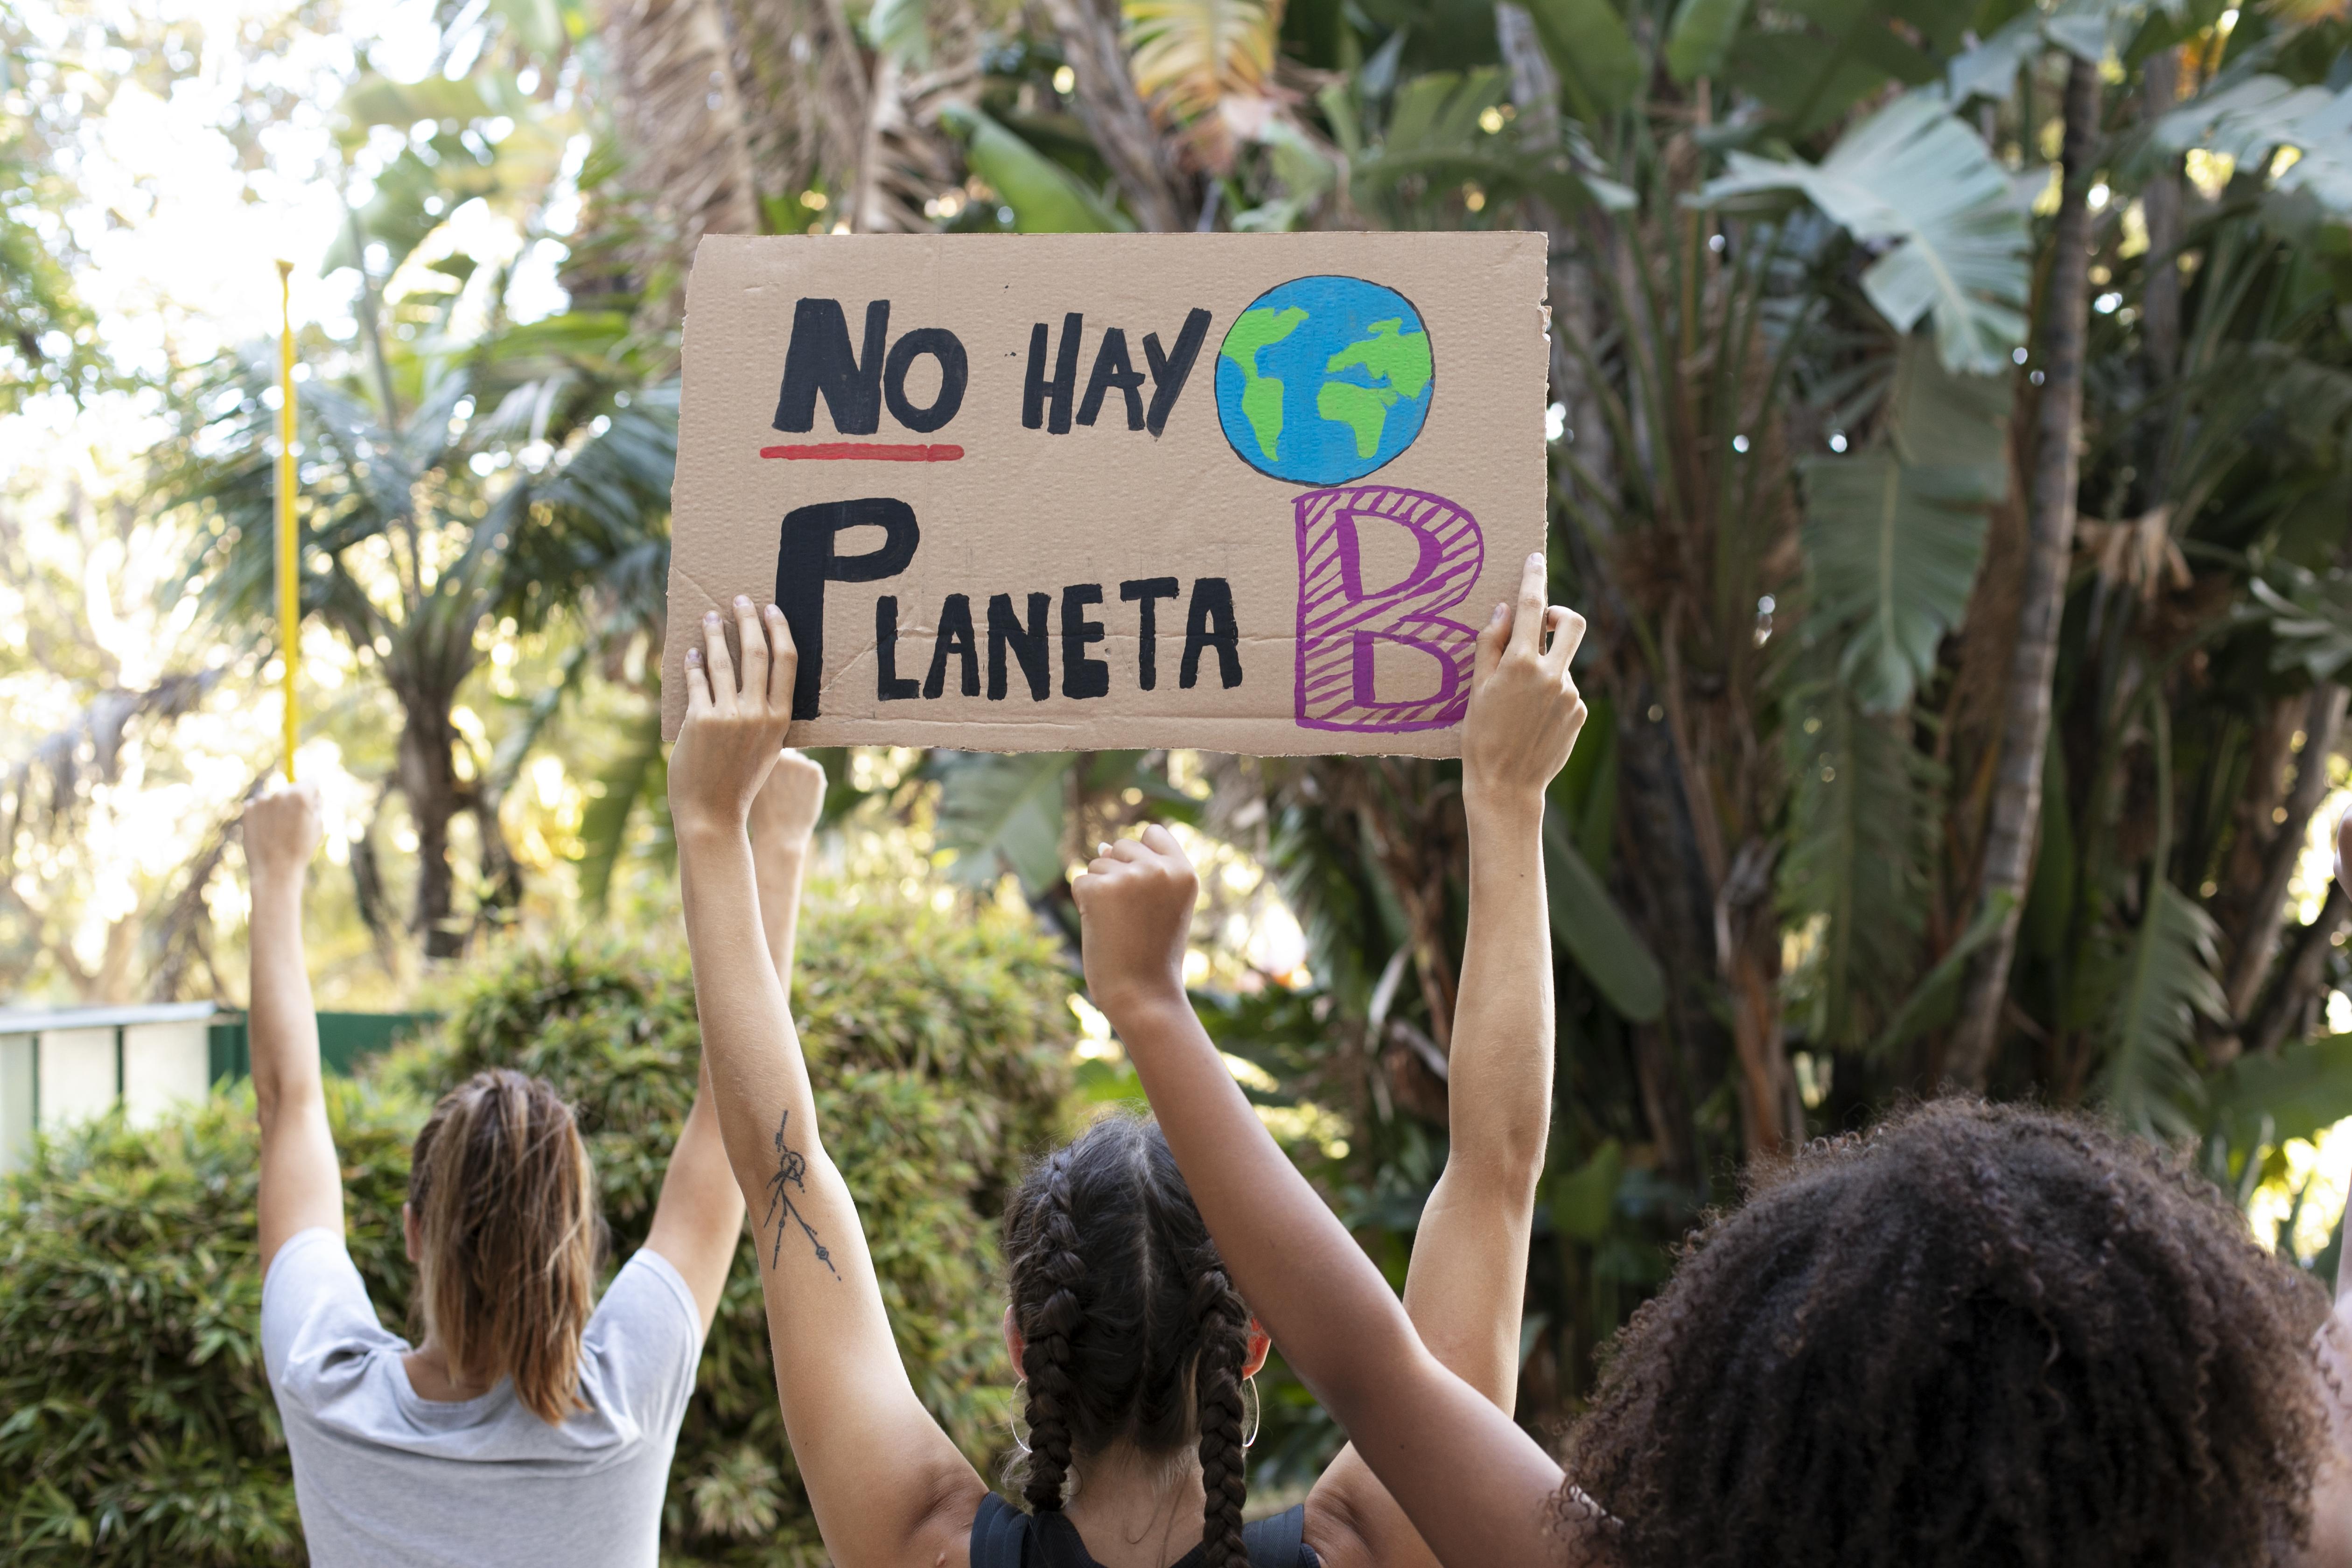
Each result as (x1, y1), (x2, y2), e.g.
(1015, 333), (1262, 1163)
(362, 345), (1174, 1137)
(1489, 602), (1505, 625)
(686, 647), (702, 665)
(1098, 842), (1111, 856)
(766, 603), (783, 618)
(735, 594), (752, 611)
(704, 610), (719, 625)
(1527, 552), (1543, 567)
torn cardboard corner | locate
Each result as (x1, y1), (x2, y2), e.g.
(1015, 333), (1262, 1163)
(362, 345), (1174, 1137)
(661, 231), (1550, 756)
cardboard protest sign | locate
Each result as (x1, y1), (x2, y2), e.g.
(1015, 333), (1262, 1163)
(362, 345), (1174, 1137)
(661, 232), (1549, 756)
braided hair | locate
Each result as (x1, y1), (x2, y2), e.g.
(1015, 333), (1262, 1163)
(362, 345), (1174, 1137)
(1002, 1114), (1253, 1568)
(1561, 1099), (2329, 1568)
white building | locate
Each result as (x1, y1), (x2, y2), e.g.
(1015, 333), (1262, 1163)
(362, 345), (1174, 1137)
(0, 1001), (226, 1171)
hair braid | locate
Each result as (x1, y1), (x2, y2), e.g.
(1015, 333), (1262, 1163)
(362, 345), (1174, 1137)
(1018, 1148), (1086, 1513)
(1187, 1241), (1251, 1568)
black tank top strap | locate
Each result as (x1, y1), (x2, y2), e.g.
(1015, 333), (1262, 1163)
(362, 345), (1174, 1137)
(970, 1491), (1029, 1568)
(1241, 1502), (1313, 1568)
(966, 1494), (1316, 1568)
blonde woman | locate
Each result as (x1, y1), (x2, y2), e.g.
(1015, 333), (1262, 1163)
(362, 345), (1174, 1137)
(245, 765), (818, 1567)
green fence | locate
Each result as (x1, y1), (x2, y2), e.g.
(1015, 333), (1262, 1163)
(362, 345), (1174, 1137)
(206, 1012), (435, 1085)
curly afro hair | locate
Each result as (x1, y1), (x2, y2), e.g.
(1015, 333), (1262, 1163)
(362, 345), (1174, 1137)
(1561, 1099), (2329, 1568)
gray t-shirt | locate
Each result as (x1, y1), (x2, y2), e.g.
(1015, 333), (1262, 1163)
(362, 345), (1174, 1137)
(261, 1226), (703, 1568)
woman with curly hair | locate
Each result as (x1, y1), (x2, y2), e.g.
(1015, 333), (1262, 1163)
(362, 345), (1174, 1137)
(665, 552), (1592, 1568)
(1083, 833), (2352, 1566)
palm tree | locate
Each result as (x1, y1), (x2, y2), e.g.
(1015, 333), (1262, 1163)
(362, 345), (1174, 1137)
(169, 77), (676, 959)
(530, 0), (2352, 1438)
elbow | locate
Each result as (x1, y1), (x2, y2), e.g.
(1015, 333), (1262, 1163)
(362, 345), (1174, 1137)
(252, 1072), (320, 1137)
(1448, 1116), (1551, 1203)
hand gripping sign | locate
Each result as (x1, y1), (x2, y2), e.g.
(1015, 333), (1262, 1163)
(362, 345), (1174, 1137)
(661, 233), (1548, 756)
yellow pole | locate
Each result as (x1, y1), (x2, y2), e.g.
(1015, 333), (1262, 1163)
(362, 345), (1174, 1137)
(276, 260), (299, 782)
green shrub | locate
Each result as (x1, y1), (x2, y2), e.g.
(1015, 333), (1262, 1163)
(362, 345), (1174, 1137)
(0, 892), (1076, 1566)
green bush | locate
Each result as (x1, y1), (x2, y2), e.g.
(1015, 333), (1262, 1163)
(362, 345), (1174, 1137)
(0, 892), (1076, 1565)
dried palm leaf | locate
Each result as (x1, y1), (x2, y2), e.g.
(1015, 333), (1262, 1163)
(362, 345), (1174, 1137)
(597, 0), (765, 245)
(1031, 0), (1191, 228)
(1124, 0), (1282, 174)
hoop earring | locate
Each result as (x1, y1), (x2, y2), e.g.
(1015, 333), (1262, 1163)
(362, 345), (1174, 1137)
(1009, 1377), (1031, 1456)
(1241, 1374), (1261, 1450)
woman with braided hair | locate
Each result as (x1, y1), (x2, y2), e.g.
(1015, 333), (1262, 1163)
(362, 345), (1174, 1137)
(667, 552), (1589, 1568)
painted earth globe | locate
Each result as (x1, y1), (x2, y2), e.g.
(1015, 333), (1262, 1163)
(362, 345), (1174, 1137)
(1213, 275), (1434, 486)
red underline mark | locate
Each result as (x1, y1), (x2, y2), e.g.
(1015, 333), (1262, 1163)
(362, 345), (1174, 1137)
(759, 442), (965, 462)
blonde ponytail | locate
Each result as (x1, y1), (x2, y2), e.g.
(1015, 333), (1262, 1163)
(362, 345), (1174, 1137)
(407, 1069), (600, 1424)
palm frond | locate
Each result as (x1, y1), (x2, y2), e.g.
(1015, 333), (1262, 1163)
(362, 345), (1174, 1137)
(1698, 93), (2031, 375)
(1777, 670), (1937, 1048)
(1799, 337), (2009, 712)
(2154, 74), (2352, 213)
(939, 105), (1131, 231)
(1352, 70), (1633, 225)
(577, 706), (667, 912)
(930, 750), (1076, 891)
(1519, 0), (1641, 120)
(1944, 0), (2111, 105)
(1542, 809), (1665, 1022)
(592, 0), (765, 246)
(1123, 0), (1280, 172)
(2098, 879), (2225, 1141)
(1801, 457), (1988, 710)
(2250, 567), (2352, 682)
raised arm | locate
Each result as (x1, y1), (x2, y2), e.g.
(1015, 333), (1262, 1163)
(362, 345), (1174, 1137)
(641, 754), (823, 1332)
(1076, 829), (1576, 1568)
(668, 599), (985, 1568)
(1307, 555), (1588, 1564)
(245, 780), (342, 1273)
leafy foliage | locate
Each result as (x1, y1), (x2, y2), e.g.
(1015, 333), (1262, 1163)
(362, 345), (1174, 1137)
(940, 105), (1133, 232)
(2098, 882), (2227, 1141)
(1800, 336), (2010, 710)
(1701, 93), (2030, 373)
(1541, 809), (1664, 1022)
(0, 1088), (417, 1566)
(0, 897), (1075, 1565)
(2154, 74), (2352, 214)
(1778, 671), (1937, 1047)
(1124, 0), (1281, 170)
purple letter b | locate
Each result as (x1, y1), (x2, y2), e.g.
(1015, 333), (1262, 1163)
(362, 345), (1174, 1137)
(1293, 485), (1484, 734)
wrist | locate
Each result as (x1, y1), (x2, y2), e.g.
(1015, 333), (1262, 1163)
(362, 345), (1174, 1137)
(752, 832), (813, 863)
(1096, 980), (1192, 1031)
(676, 813), (751, 856)
(1462, 785), (1546, 835)
(250, 862), (309, 897)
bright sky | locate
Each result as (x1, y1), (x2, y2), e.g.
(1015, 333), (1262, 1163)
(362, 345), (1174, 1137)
(0, 0), (560, 470)
(1, 0), (492, 1000)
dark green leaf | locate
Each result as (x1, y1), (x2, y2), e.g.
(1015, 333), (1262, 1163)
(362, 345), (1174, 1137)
(1543, 809), (1666, 1022)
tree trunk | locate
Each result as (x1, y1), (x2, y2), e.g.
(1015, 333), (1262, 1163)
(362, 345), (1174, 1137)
(600, 0), (766, 246)
(2220, 686), (2347, 1048)
(1033, 0), (1190, 231)
(1947, 56), (2102, 1087)
(2250, 884), (2351, 1057)
(1721, 840), (1799, 1154)
(396, 690), (467, 961)
(2141, 49), (2184, 392)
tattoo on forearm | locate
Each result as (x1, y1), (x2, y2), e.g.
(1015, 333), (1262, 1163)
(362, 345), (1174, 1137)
(761, 1109), (838, 1278)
